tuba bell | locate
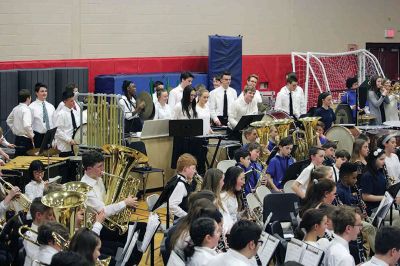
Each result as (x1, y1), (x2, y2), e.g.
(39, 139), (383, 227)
(250, 120), (272, 162)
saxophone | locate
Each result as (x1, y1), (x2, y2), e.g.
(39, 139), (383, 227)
(193, 172), (203, 192)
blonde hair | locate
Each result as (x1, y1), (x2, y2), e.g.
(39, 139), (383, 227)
(243, 85), (256, 94)
(176, 153), (197, 173)
(201, 168), (225, 211)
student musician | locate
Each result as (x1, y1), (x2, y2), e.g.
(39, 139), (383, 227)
(221, 166), (246, 224)
(211, 74), (222, 90)
(266, 136), (295, 192)
(209, 71), (238, 126)
(54, 84), (81, 126)
(367, 76), (389, 125)
(242, 126), (258, 146)
(24, 198), (56, 266)
(351, 138), (370, 186)
(291, 146), (326, 199)
(315, 92), (336, 131)
(295, 208), (329, 250)
(25, 160), (48, 200)
(152, 80), (164, 103)
(184, 217), (220, 266)
(68, 228), (102, 266)
(169, 72), (194, 108)
(238, 74), (262, 104)
(228, 86), (258, 130)
(274, 75), (306, 119)
(36, 222), (69, 265)
(341, 77), (359, 122)
(208, 220), (262, 266)
(29, 82), (55, 148)
(336, 162), (359, 207)
(196, 88), (213, 135)
(315, 121), (328, 146)
(6, 89), (34, 156)
(119, 80), (144, 133)
(322, 141), (337, 167)
(0, 127), (15, 161)
(379, 134), (400, 184)
(363, 226), (400, 266)
(383, 78), (400, 122)
(324, 206), (362, 266)
(234, 149), (252, 173)
(331, 149), (351, 183)
(244, 143), (264, 195)
(154, 88), (172, 120)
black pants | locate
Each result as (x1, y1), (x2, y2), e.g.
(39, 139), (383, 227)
(33, 131), (45, 148)
(59, 151), (76, 183)
(14, 136), (33, 156)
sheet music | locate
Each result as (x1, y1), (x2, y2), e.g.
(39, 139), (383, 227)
(285, 238), (306, 263)
(257, 233), (279, 266)
(121, 222), (137, 256)
(138, 212), (160, 252)
(121, 224), (139, 266)
(300, 244), (324, 266)
(371, 191), (394, 227)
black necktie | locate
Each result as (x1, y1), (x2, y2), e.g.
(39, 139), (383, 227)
(289, 92), (294, 117)
(223, 90), (228, 117)
(71, 110), (77, 130)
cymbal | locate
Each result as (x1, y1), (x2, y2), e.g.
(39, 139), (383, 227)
(358, 114), (376, 120)
(137, 92), (155, 120)
(27, 148), (60, 156)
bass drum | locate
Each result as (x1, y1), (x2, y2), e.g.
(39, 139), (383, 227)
(325, 125), (355, 154)
(262, 110), (296, 129)
(73, 123), (87, 146)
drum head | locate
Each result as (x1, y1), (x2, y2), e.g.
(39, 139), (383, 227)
(325, 125), (355, 154)
(73, 123), (87, 145)
(335, 104), (353, 124)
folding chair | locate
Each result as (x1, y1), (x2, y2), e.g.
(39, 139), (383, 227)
(283, 180), (295, 194)
(216, 160), (236, 173)
(255, 185), (271, 203)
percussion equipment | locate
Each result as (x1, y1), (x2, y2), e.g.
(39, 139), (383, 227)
(358, 114), (376, 126)
(72, 123), (87, 146)
(384, 121), (400, 130)
(0, 156), (68, 170)
(137, 91), (155, 120)
(325, 125), (356, 154)
(26, 148), (60, 156)
(335, 104), (354, 124)
(262, 110), (296, 129)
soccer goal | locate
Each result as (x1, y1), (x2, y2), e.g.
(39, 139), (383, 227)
(291, 49), (385, 109)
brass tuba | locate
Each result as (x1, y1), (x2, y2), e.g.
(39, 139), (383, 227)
(272, 118), (294, 143)
(298, 117), (321, 148)
(100, 144), (145, 235)
(250, 121), (272, 162)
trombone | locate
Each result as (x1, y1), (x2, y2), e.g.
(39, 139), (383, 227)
(18, 225), (39, 246)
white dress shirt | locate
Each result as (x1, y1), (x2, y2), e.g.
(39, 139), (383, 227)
(0, 136), (11, 147)
(169, 175), (189, 218)
(209, 86), (238, 121)
(169, 85), (184, 108)
(6, 103), (34, 138)
(154, 101), (172, 120)
(172, 103), (195, 120)
(119, 95), (138, 120)
(384, 95), (399, 121)
(295, 163), (315, 195)
(167, 250), (186, 266)
(274, 86), (306, 118)
(54, 106), (75, 152)
(187, 246), (218, 266)
(25, 181), (45, 200)
(228, 97), (258, 129)
(80, 174), (126, 217)
(196, 103), (211, 135)
(34, 245), (58, 266)
(220, 192), (239, 224)
(324, 234), (355, 266)
(385, 153), (400, 183)
(24, 223), (39, 266)
(0, 200), (9, 218)
(362, 256), (389, 266)
(29, 99), (55, 133)
(239, 90), (262, 104)
(54, 100), (81, 126)
(152, 92), (158, 103)
(219, 201), (234, 234)
(208, 249), (253, 266)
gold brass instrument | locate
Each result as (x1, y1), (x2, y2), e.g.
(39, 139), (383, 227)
(298, 117), (320, 148)
(193, 172), (203, 192)
(18, 225), (40, 246)
(41, 191), (87, 237)
(250, 121), (272, 162)
(62, 181), (92, 194)
(272, 118), (294, 143)
(97, 257), (112, 266)
(293, 117), (321, 161)
(0, 176), (31, 213)
(98, 144), (144, 235)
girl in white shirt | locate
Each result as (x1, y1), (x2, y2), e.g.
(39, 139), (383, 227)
(220, 166), (246, 223)
(196, 88), (212, 135)
(185, 217), (220, 266)
(380, 134), (400, 183)
(154, 89), (172, 120)
(173, 86), (197, 120)
(25, 160), (48, 200)
(69, 227), (102, 265)
(36, 222), (69, 265)
(297, 208), (330, 251)
(383, 79), (399, 121)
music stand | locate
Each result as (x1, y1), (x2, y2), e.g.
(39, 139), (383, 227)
(233, 114), (264, 132)
(169, 119), (203, 137)
(371, 191), (395, 228)
(39, 127), (57, 179)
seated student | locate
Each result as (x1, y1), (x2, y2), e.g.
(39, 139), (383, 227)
(50, 251), (88, 266)
(69, 228), (102, 266)
(267, 125), (278, 152)
(324, 206), (362, 266)
(208, 220), (262, 266)
(318, 204), (338, 241)
(266, 136), (295, 192)
(379, 134), (400, 184)
(292, 147), (326, 199)
(363, 226), (400, 266)
(221, 166), (246, 223)
(241, 126), (258, 147)
(296, 208), (330, 250)
(336, 162), (359, 207)
(168, 153), (198, 220)
(316, 121), (328, 146)
(332, 149), (351, 183)
(315, 92), (336, 131)
(0, 180), (20, 217)
(36, 222), (69, 265)
(24, 198), (56, 266)
(322, 141), (337, 167)
(0, 126), (15, 149)
(25, 160), (48, 201)
(184, 217), (220, 266)
(234, 149), (251, 173)
(244, 143), (265, 195)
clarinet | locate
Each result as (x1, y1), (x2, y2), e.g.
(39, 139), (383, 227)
(354, 184), (371, 223)
(332, 194), (343, 206)
(356, 233), (366, 263)
(353, 186), (367, 263)
(216, 233), (228, 253)
(323, 231), (334, 241)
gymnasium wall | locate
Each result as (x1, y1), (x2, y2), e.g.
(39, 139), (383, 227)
(1, 0), (399, 61)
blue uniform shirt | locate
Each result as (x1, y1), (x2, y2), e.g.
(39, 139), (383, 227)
(244, 160), (263, 195)
(360, 169), (387, 215)
(336, 182), (358, 206)
(266, 154), (295, 189)
(315, 107), (336, 131)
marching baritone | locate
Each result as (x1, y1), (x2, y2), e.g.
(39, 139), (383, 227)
(6, 89), (34, 156)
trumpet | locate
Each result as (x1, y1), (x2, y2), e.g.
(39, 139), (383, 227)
(0, 176), (31, 213)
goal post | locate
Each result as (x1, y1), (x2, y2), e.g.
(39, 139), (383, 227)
(291, 49), (385, 110)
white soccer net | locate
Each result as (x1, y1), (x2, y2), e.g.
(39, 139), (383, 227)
(291, 49), (385, 110)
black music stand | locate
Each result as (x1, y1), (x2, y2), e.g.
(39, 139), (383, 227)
(233, 114), (264, 132)
(371, 191), (396, 228)
(169, 119), (203, 137)
(39, 127), (57, 179)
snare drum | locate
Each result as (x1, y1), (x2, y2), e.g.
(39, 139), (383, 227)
(73, 123), (87, 145)
(325, 125), (355, 154)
